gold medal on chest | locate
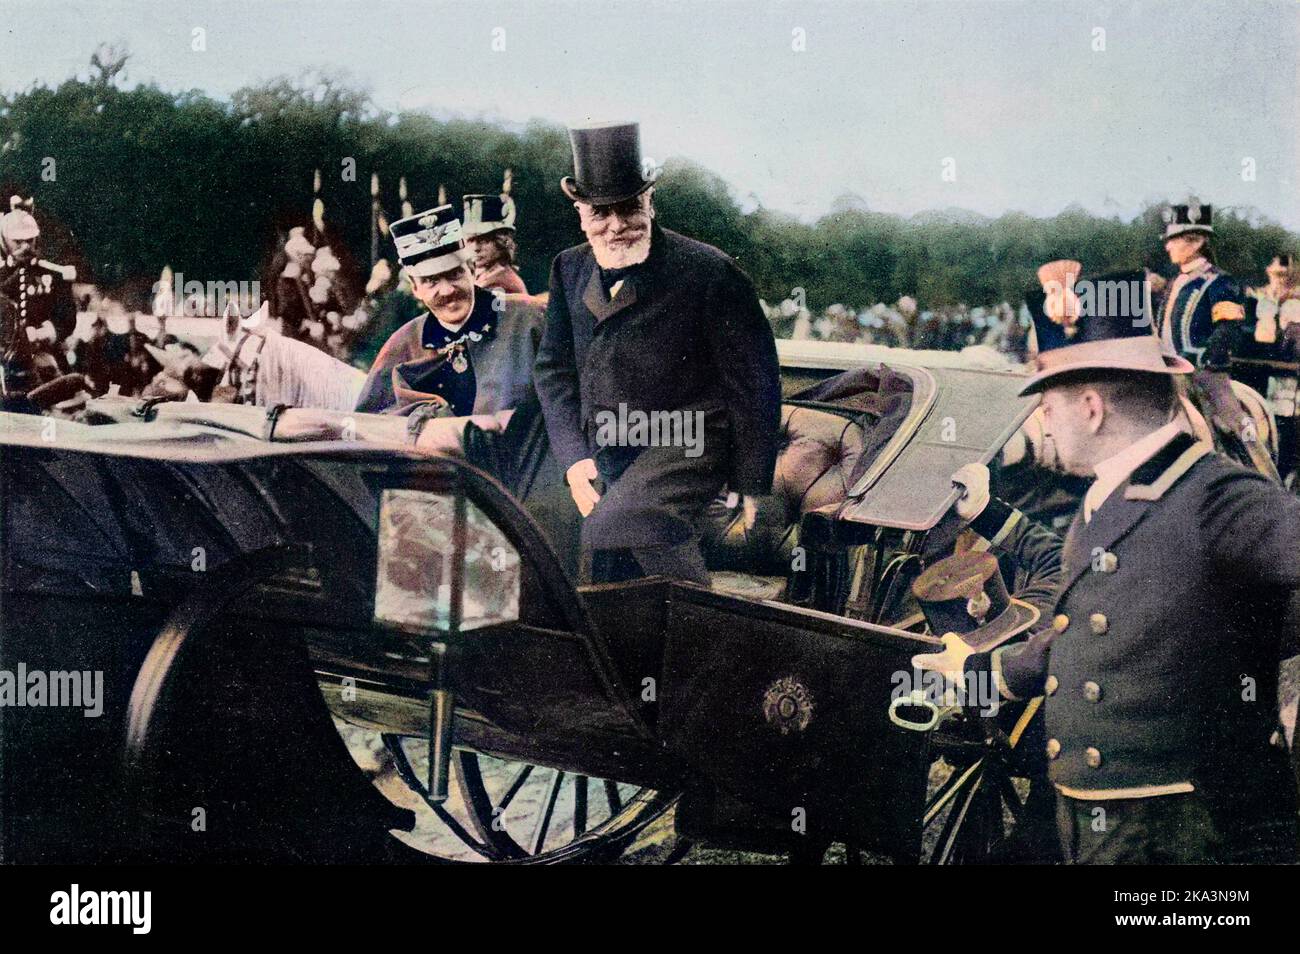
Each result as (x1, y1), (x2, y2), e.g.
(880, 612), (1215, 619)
(452, 351), (469, 373)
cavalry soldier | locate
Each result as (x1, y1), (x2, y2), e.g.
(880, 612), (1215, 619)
(356, 204), (540, 419)
(914, 266), (1300, 863)
(1, 196), (77, 401)
(463, 184), (528, 295)
(1155, 200), (1275, 474)
(534, 121), (781, 585)
(268, 227), (318, 341)
(1158, 200), (1243, 366)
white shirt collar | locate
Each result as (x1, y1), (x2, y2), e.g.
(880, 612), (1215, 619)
(1083, 421), (1183, 522)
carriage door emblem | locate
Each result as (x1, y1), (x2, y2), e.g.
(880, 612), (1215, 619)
(762, 676), (814, 734)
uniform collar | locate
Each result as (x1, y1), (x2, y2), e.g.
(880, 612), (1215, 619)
(421, 289), (495, 347)
(1122, 431), (1212, 502)
(1083, 421), (1182, 522)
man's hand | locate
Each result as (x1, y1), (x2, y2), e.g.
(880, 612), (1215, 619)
(566, 458), (601, 517)
(950, 463), (990, 523)
(911, 632), (976, 684)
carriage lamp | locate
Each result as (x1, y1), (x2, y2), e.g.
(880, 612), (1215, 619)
(374, 488), (521, 634)
(374, 486), (521, 801)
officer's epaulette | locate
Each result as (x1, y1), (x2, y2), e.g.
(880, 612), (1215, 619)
(35, 259), (76, 282)
(1124, 432), (1211, 501)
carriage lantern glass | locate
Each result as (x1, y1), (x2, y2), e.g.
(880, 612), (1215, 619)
(373, 489), (520, 633)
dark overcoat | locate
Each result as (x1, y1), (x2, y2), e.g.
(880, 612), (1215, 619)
(972, 433), (1300, 858)
(533, 224), (780, 550)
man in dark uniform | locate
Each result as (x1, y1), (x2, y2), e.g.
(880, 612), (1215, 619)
(1156, 200), (1276, 476)
(355, 204), (540, 420)
(463, 185), (528, 295)
(915, 266), (1300, 863)
(534, 121), (781, 585)
(0, 197), (78, 403)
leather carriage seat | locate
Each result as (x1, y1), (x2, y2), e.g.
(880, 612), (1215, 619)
(702, 403), (866, 601)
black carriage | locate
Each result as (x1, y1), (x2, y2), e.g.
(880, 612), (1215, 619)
(1, 347), (1062, 864)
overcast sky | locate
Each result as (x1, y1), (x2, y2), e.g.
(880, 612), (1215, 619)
(3, 0), (1297, 229)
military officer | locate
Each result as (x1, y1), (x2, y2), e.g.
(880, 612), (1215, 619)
(463, 188), (528, 295)
(1158, 201), (1244, 366)
(1, 197), (77, 399)
(534, 121), (781, 586)
(356, 204), (541, 420)
(1154, 200), (1277, 475)
(914, 266), (1300, 863)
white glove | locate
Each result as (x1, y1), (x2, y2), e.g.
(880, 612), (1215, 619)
(565, 458), (601, 517)
(950, 462), (990, 522)
(911, 632), (976, 684)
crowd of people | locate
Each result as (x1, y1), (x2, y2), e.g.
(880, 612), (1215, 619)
(763, 295), (1032, 359)
(4, 116), (1300, 867)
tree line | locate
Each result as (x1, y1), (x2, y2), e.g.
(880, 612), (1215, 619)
(2, 59), (1296, 311)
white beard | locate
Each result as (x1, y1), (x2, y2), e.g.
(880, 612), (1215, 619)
(590, 232), (652, 270)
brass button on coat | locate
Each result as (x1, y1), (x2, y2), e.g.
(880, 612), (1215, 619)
(1046, 738), (1061, 759)
(1083, 680), (1102, 702)
(1089, 613), (1109, 635)
(1085, 746), (1103, 768)
(1052, 614), (1070, 633)
(1045, 675), (1059, 695)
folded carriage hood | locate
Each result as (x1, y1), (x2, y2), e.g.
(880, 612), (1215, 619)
(775, 341), (1037, 533)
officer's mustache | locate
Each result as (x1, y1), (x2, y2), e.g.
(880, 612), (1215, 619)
(431, 288), (470, 309)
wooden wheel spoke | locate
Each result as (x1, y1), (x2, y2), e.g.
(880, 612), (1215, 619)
(380, 734), (499, 859)
(930, 765), (985, 865)
(528, 769), (566, 856)
(992, 770), (1026, 822)
(603, 779), (624, 814)
(573, 775), (589, 836)
(923, 758), (981, 827)
(498, 763), (534, 812)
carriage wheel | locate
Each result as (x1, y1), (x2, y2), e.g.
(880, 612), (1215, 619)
(920, 699), (1050, 864)
(372, 733), (678, 864)
(922, 752), (1027, 863)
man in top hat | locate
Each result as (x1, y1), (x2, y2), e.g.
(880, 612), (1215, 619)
(355, 204), (541, 420)
(463, 189), (528, 295)
(534, 121), (781, 586)
(1, 196), (78, 401)
(913, 263), (1300, 863)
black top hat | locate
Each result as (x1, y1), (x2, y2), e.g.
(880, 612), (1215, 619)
(1019, 262), (1193, 394)
(560, 121), (655, 206)
(1162, 200), (1214, 239)
(911, 551), (1039, 652)
(389, 204), (472, 278)
(462, 194), (517, 237)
